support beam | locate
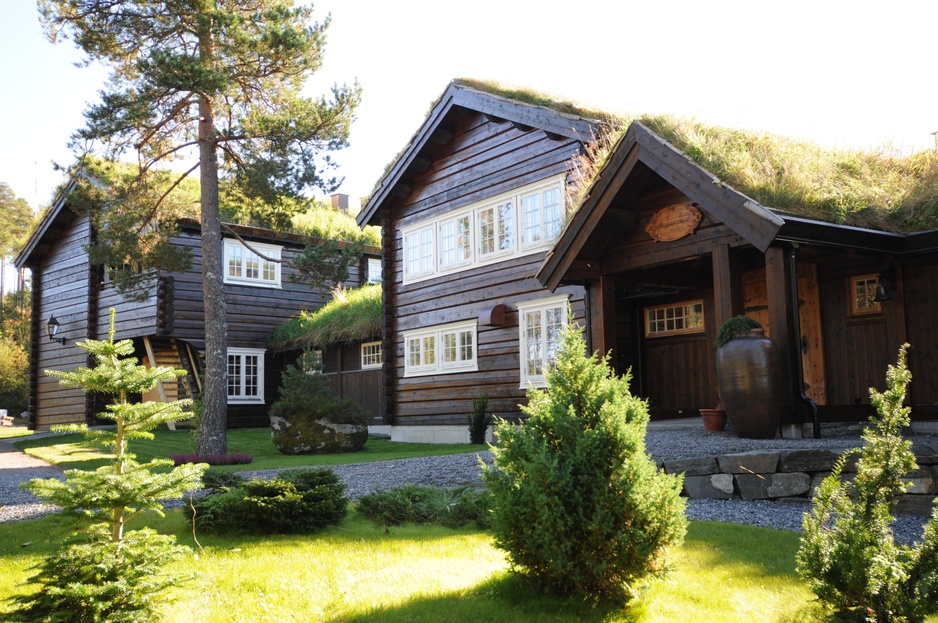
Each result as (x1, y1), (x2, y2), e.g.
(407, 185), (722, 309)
(765, 245), (797, 425)
(711, 244), (741, 330)
(588, 276), (617, 363)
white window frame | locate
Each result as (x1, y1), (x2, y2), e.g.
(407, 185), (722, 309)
(361, 341), (383, 369)
(227, 347), (265, 404)
(644, 300), (706, 338)
(366, 257), (382, 284)
(400, 174), (565, 284)
(518, 294), (569, 388)
(521, 184), (564, 249)
(403, 320), (478, 377)
(223, 239), (282, 288)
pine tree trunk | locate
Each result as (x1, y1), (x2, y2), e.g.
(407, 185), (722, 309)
(195, 37), (228, 457)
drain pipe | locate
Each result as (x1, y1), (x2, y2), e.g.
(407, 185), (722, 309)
(788, 245), (821, 439)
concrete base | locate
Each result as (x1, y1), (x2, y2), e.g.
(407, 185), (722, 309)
(781, 423), (803, 439)
(368, 424), (494, 445)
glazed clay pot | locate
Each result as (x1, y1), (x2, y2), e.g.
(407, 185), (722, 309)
(716, 329), (781, 439)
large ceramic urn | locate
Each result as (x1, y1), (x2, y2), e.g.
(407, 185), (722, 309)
(716, 328), (781, 439)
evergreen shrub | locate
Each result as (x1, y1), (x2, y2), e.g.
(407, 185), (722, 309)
(356, 484), (490, 528)
(186, 468), (348, 534)
(482, 320), (687, 601)
(467, 393), (492, 445)
(797, 344), (938, 622)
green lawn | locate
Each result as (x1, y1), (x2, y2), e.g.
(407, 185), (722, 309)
(7, 510), (927, 623)
(13, 428), (484, 472)
(0, 423), (33, 440)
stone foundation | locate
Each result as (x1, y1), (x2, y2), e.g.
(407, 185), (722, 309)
(662, 444), (938, 517)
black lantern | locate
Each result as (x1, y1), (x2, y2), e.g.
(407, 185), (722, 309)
(46, 315), (66, 345)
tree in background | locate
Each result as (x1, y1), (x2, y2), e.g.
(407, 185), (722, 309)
(39, 0), (361, 456)
(0, 182), (38, 306)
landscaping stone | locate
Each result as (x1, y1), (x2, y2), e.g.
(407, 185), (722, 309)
(895, 494), (938, 517)
(778, 449), (838, 472)
(269, 416), (368, 455)
(735, 472), (810, 501)
(900, 467), (934, 495)
(663, 456), (718, 476)
(914, 444), (938, 466)
(683, 474), (734, 499)
(717, 451), (779, 474)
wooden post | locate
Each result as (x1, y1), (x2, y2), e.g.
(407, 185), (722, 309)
(765, 246), (796, 424)
(711, 243), (740, 329)
(588, 276), (617, 362)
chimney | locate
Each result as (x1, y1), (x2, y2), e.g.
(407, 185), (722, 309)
(331, 193), (349, 213)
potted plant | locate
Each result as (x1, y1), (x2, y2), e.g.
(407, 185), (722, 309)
(699, 401), (726, 432)
(714, 315), (781, 439)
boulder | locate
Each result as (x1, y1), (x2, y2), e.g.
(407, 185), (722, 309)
(778, 449), (837, 472)
(717, 451), (779, 474)
(663, 456), (718, 476)
(270, 415), (368, 455)
(683, 474), (735, 499)
(735, 472), (810, 500)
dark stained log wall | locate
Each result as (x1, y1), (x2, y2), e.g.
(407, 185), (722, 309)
(900, 257), (938, 410)
(384, 111), (588, 425)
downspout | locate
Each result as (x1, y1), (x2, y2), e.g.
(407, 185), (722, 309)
(788, 245), (821, 438)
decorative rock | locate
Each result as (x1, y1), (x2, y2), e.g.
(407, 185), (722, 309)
(778, 449), (838, 473)
(914, 444), (938, 466)
(717, 451), (779, 474)
(683, 474), (735, 499)
(900, 468), (934, 495)
(663, 456), (718, 476)
(270, 415), (368, 455)
(895, 494), (938, 517)
(735, 472), (810, 501)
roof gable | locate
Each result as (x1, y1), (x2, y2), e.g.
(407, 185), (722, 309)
(14, 179), (77, 269)
(357, 81), (604, 227)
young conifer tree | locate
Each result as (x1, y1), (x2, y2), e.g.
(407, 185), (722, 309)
(797, 344), (938, 622)
(483, 318), (687, 601)
(38, 0), (361, 456)
(10, 310), (206, 621)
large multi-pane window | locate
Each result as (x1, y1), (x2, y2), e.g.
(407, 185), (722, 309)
(223, 239), (281, 288)
(644, 301), (705, 337)
(400, 175), (565, 284)
(403, 320), (477, 376)
(227, 348), (265, 403)
(517, 295), (568, 388)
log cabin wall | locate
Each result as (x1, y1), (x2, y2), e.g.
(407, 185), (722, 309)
(899, 256), (938, 415)
(385, 110), (588, 426)
(33, 213), (93, 430)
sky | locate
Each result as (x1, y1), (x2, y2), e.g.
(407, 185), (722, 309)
(2, 0), (937, 213)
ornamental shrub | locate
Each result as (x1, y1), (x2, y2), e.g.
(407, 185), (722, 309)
(186, 468), (348, 534)
(467, 393), (492, 445)
(356, 485), (490, 528)
(482, 320), (687, 601)
(797, 344), (938, 622)
(270, 361), (370, 426)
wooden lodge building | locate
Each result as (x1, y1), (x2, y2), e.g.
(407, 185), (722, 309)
(15, 184), (380, 431)
(360, 80), (938, 443)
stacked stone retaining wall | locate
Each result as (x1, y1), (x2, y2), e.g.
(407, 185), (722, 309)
(661, 443), (938, 516)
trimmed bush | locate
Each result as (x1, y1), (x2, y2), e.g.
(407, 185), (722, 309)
(200, 469), (246, 491)
(797, 344), (938, 622)
(482, 320), (687, 601)
(467, 393), (492, 445)
(186, 468), (348, 534)
(356, 485), (490, 528)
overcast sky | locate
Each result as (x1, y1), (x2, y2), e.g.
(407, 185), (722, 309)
(2, 0), (936, 212)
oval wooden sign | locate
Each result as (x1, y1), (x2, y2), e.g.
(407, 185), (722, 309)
(645, 203), (702, 242)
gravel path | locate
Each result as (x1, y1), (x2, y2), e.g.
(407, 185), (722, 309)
(1, 424), (934, 542)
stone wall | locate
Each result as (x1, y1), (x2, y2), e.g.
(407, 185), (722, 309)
(661, 444), (938, 517)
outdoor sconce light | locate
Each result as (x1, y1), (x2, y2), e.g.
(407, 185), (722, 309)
(873, 265), (896, 303)
(46, 315), (67, 345)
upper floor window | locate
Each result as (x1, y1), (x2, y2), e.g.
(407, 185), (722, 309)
(518, 295), (569, 388)
(645, 301), (705, 337)
(366, 257), (383, 284)
(227, 348), (265, 403)
(400, 175), (565, 284)
(403, 320), (477, 377)
(223, 239), (281, 288)
(850, 274), (882, 316)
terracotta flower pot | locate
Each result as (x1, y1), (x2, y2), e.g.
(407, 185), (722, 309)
(699, 408), (727, 432)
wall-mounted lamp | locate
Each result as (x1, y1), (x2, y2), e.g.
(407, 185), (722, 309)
(46, 315), (67, 345)
(873, 265), (896, 303)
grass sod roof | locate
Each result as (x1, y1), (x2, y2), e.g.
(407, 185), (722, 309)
(269, 283), (382, 351)
(371, 79), (938, 234)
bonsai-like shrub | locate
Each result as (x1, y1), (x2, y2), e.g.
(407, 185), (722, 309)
(482, 320), (687, 601)
(10, 309), (205, 622)
(356, 485), (490, 528)
(467, 392), (492, 445)
(797, 343), (938, 622)
(714, 314), (763, 348)
(269, 357), (370, 454)
(186, 468), (348, 534)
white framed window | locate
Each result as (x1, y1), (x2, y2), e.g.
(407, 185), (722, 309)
(645, 300), (705, 337)
(367, 257), (382, 284)
(361, 341), (383, 369)
(403, 320), (478, 377)
(400, 174), (565, 284)
(518, 295), (569, 388)
(223, 239), (281, 288)
(227, 348), (265, 403)
(850, 274), (881, 316)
